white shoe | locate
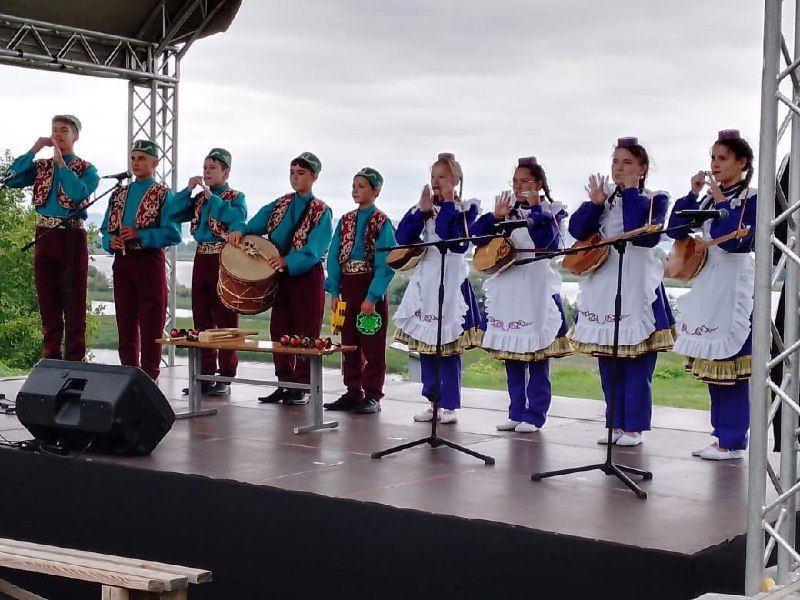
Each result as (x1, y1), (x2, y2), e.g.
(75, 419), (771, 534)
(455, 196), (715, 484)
(616, 432), (643, 447)
(514, 422), (540, 433)
(699, 446), (746, 461)
(496, 419), (521, 431)
(440, 409), (458, 424)
(413, 406), (438, 422)
(691, 444), (714, 457)
(598, 429), (623, 445)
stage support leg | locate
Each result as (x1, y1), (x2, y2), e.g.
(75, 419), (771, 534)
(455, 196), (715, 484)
(175, 347), (217, 419)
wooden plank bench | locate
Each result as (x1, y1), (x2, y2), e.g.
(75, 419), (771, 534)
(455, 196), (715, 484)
(0, 537), (211, 599)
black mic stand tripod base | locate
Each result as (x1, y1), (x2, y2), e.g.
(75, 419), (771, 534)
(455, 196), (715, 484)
(529, 232), (672, 500)
(371, 233), (504, 466)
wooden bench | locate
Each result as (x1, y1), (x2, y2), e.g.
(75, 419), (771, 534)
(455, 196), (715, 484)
(0, 537), (211, 599)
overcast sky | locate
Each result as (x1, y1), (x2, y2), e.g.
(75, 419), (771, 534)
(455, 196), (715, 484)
(0, 1), (772, 220)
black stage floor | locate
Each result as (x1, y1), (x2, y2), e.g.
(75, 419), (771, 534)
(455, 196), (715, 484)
(0, 365), (757, 599)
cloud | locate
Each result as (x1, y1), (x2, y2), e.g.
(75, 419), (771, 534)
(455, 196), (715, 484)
(0, 0), (767, 219)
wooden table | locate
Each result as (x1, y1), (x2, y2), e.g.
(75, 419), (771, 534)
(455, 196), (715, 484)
(158, 338), (355, 434)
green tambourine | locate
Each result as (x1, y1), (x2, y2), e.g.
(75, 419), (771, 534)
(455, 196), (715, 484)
(356, 312), (382, 336)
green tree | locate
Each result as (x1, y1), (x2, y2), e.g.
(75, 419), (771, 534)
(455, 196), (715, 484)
(0, 151), (42, 369)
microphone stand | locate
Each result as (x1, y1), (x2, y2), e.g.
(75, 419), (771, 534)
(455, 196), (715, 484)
(371, 230), (506, 466)
(529, 222), (694, 500)
(19, 177), (128, 361)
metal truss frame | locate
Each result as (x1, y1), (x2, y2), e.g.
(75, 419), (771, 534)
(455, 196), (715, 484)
(748, 0), (800, 593)
(0, 1), (227, 366)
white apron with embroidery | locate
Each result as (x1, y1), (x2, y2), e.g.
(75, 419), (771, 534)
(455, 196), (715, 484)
(483, 206), (563, 353)
(571, 193), (663, 347)
(674, 217), (754, 360)
(393, 203), (472, 346)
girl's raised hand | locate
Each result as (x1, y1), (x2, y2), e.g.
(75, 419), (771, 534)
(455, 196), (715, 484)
(690, 171), (706, 195)
(493, 191), (513, 218)
(419, 185), (433, 212)
(705, 173), (725, 204)
(585, 173), (608, 206)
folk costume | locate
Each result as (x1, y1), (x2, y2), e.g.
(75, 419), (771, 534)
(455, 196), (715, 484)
(100, 140), (181, 381)
(226, 152), (333, 400)
(324, 169), (396, 411)
(667, 134), (756, 457)
(393, 190), (481, 418)
(6, 114), (99, 360)
(170, 148), (247, 386)
(569, 155), (674, 441)
(471, 176), (571, 431)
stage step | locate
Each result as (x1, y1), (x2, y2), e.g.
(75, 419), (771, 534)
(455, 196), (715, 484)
(0, 538), (211, 598)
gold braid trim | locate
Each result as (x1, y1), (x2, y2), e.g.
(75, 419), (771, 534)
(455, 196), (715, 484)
(684, 355), (751, 385)
(394, 327), (481, 356)
(476, 332), (574, 361)
(568, 326), (676, 358)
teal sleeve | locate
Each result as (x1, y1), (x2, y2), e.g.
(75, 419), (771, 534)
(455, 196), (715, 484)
(238, 200), (276, 235)
(323, 220), (343, 297)
(5, 151), (37, 188)
(285, 207), (333, 276)
(209, 191), (249, 226)
(167, 188), (195, 223)
(138, 190), (182, 249)
(57, 163), (99, 203)
(100, 201), (113, 253)
(366, 220), (397, 303)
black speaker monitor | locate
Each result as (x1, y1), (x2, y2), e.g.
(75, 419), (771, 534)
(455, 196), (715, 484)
(16, 360), (175, 456)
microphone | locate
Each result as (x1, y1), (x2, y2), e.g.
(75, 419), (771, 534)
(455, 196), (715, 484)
(493, 218), (535, 232)
(674, 208), (730, 222)
(101, 170), (131, 181)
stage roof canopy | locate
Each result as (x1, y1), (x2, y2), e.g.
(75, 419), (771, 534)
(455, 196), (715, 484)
(0, 0), (242, 81)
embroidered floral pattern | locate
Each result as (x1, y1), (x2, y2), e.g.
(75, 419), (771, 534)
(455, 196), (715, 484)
(338, 208), (388, 265)
(413, 309), (439, 323)
(32, 156), (91, 209)
(206, 188), (239, 237)
(680, 323), (719, 336)
(578, 309), (630, 324)
(265, 194), (328, 250)
(106, 182), (168, 232)
(487, 316), (533, 331)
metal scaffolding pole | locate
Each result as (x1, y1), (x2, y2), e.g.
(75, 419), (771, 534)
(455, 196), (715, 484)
(126, 48), (181, 366)
(747, 0), (800, 593)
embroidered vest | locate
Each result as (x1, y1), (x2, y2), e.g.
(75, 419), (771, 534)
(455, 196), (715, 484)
(106, 181), (169, 233)
(338, 208), (388, 265)
(32, 156), (92, 209)
(265, 193), (328, 251)
(190, 188), (240, 237)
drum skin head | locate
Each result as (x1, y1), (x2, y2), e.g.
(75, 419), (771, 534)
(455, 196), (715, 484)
(220, 235), (279, 282)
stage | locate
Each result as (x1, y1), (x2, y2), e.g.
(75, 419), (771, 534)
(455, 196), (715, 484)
(0, 361), (761, 599)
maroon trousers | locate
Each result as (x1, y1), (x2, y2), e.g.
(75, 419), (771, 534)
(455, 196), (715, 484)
(33, 226), (88, 360)
(270, 262), (325, 384)
(112, 249), (167, 380)
(192, 252), (239, 377)
(340, 273), (389, 401)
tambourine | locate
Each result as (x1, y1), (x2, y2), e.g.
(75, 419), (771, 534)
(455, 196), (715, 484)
(356, 312), (382, 336)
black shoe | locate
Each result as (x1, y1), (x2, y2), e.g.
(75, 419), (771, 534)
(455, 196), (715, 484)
(209, 382), (231, 396)
(182, 381), (214, 395)
(354, 398), (381, 414)
(259, 387), (288, 403)
(324, 393), (362, 411)
(282, 389), (308, 405)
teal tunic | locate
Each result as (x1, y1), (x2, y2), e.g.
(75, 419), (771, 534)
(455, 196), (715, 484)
(324, 204), (397, 303)
(223, 191), (333, 277)
(169, 183), (247, 243)
(100, 177), (181, 252)
(6, 150), (99, 219)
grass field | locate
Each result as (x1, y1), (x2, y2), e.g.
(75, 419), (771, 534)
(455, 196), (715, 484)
(87, 302), (711, 411)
